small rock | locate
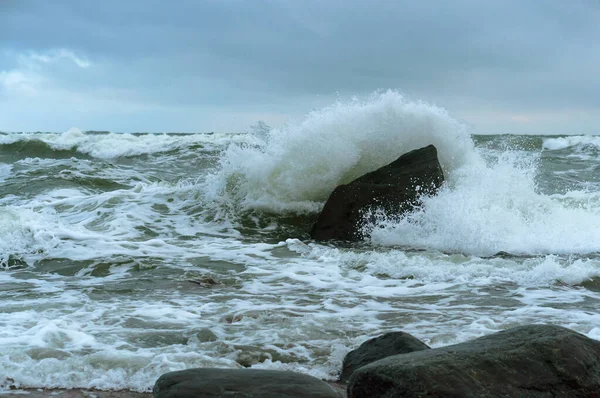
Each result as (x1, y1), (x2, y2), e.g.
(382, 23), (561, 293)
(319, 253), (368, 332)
(187, 276), (221, 287)
(235, 350), (271, 367)
(340, 331), (430, 382)
(194, 328), (218, 343)
(153, 368), (340, 398)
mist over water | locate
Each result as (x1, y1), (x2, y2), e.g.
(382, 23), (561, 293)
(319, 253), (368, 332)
(1, 91), (600, 392)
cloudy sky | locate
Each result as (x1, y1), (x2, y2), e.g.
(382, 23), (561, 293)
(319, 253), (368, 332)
(1, 0), (599, 134)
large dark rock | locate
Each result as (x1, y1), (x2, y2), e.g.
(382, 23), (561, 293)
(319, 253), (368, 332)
(311, 145), (444, 241)
(340, 331), (430, 382)
(153, 368), (340, 398)
(348, 324), (600, 398)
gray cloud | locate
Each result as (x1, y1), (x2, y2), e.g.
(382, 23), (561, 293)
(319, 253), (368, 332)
(0, 0), (599, 133)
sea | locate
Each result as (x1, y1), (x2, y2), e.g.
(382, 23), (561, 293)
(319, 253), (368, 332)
(1, 91), (600, 392)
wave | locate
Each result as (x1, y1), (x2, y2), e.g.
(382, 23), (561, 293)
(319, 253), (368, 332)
(205, 91), (477, 213)
(0, 206), (58, 268)
(202, 91), (600, 256)
(543, 135), (600, 151)
(0, 164), (11, 182)
(366, 149), (600, 256)
(0, 128), (257, 160)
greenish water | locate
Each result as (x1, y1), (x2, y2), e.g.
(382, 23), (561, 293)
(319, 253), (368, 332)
(0, 127), (599, 392)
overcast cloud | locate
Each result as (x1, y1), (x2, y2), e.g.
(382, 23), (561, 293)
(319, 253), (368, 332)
(1, 0), (599, 133)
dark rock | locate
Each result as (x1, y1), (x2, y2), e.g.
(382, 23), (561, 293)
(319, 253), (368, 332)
(340, 331), (430, 382)
(348, 324), (600, 398)
(153, 368), (340, 398)
(311, 145), (444, 241)
(187, 276), (222, 287)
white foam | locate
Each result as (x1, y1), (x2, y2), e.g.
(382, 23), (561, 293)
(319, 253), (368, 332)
(0, 130), (258, 159)
(206, 90), (476, 213)
(0, 163), (12, 182)
(286, 240), (600, 290)
(3, 99), (600, 393)
(368, 149), (600, 256)
(0, 206), (60, 267)
(543, 135), (600, 151)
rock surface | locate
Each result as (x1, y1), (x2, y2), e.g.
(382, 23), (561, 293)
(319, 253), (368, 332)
(311, 145), (444, 241)
(348, 324), (600, 398)
(340, 331), (430, 382)
(153, 368), (340, 398)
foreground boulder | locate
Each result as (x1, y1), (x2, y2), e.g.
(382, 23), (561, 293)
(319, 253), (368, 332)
(311, 145), (444, 241)
(340, 331), (430, 382)
(348, 324), (600, 398)
(153, 368), (339, 398)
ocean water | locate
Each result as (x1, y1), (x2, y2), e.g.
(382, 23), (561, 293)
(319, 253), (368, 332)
(1, 91), (600, 392)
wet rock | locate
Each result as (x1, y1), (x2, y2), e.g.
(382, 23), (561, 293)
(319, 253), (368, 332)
(311, 145), (444, 241)
(26, 347), (73, 360)
(235, 350), (271, 367)
(339, 331), (430, 382)
(194, 328), (218, 342)
(348, 324), (600, 398)
(186, 275), (222, 287)
(12, 389), (151, 398)
(153, 368), (340, 398)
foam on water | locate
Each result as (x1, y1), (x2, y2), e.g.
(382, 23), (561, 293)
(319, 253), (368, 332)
(0, 181), (243, 267)
(206, 91), (476, 213)
(368, 149), (600, 256)
(3, 234), (600, 391)
(0, 128), (258, 159)
(543, 135), (600, 151)
(0, 163), (11, 182)
(203, 91), (600, 257)
(0, 206), (61, 267)
(1, 94), (600, 392)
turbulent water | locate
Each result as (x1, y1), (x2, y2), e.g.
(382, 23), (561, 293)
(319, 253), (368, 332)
(1, 91), (600, 392)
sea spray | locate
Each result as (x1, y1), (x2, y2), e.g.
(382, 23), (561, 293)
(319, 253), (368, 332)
(205, 92), (600, 257)
(1, 102), (600, 392)
(368, 147), (600, 256)
(205, 90), (476, 214)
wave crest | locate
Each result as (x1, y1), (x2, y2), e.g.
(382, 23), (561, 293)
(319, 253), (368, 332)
(206, 91), (476, 214)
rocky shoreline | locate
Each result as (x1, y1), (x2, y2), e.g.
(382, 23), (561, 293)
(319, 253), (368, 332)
(146, 324), (600, 397)
(1, 389), (152, 397)
(6, 324), (600, 397)
(2, 384), (346, 398)
(146, 147), (600, 397)
(6, 147), (599, 397)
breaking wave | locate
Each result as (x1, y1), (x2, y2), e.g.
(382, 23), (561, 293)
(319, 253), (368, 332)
(205, 91), (600, 256)
(206, 91), (477, 213)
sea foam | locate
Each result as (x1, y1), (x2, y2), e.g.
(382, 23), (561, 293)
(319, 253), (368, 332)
(206, 90), (476, 213)
(0, 128), (257, 159)
(207, 91), (600, 256)
(543, 135), (600, 151)
(368, 146), (600, 256)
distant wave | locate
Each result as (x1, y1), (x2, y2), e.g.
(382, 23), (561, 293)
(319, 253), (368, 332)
(0, 128), (256, 160)
(543, 135), (600, 151)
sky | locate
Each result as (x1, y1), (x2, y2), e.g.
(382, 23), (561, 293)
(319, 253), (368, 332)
(1, 0), (599, 134)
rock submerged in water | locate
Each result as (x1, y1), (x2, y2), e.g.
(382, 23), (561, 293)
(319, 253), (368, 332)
(339, 331), (430, 382)
(348, 324), (600, 398)
(310, 144), (444, 241)
(153, 368), (340, 398)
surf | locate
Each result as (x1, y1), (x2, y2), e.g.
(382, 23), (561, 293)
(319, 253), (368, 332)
(204, 90), (600, 257)
(205, 90), (477, 214)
